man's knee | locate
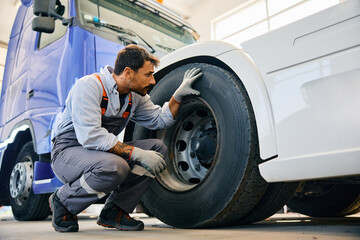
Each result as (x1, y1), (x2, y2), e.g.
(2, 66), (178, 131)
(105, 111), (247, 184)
(98, 156), (130, 189)
(110, 157), (130, 178)
(152, 139), (168, 156)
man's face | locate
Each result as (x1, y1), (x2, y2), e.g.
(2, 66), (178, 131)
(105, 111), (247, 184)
(129, 61), (156, 96)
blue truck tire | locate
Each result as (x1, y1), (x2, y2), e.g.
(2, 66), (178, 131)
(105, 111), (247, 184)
(9, 142), (51, 220)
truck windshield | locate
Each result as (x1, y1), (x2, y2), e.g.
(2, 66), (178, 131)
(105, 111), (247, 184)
(76, 0), (196, 53)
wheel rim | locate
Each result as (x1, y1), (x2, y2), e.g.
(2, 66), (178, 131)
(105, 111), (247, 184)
(9, 157), (33, 206)
(157, 98), (218, 192)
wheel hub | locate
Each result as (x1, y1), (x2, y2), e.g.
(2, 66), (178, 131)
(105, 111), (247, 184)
(191, 129), (217, 165)
(9, 161), (33, 205)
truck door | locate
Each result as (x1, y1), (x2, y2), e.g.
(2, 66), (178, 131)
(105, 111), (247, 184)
(27, 0), (70, 110)
(0, 4), (26, 132)
(4, 7), (35, 123)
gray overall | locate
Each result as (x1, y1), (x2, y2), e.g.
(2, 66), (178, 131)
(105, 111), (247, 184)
(51, 114), (167, 215)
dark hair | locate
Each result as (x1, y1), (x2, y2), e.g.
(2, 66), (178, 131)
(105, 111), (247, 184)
(113, 44), (159, 75)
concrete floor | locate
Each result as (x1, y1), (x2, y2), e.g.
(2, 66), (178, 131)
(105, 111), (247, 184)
(0, 206), (359, 240)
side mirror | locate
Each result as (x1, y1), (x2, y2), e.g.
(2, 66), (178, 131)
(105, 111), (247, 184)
(32, 0), (56, 33)
(32, 17), (55, 33)
(32, 0), (69, 33)
(33, 0), (54, 16)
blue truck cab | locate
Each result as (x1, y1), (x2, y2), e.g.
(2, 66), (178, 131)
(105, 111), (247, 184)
(0, 0), (198, 220)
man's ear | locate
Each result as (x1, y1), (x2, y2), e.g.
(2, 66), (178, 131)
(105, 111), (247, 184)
(123, 67), (134, 80)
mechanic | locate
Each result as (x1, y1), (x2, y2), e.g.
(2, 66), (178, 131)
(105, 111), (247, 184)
(49, 44), (203, 232)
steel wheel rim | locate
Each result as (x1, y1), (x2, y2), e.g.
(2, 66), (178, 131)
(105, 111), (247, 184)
(157, 98), (218, 192)
(9, 157), (33, 206)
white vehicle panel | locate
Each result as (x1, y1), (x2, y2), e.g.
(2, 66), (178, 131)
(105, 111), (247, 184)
(259, 47), (360, 181)
(242, 0), (360, 181)
(266, 47), (360, 160)
(241, 0), (360, 75)
(259, 147), (360, 182)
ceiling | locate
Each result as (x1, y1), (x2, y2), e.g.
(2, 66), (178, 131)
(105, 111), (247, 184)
(162, 0), (203, 18)
(0, 0), (201, 45)
(0, 0), (20, 44)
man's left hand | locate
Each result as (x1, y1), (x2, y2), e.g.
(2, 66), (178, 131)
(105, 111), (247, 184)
(131, 164), (155, 178)
(172, 68), (203, 103)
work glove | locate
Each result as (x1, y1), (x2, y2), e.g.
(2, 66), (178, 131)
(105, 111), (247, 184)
(130, 147), (166, 178)
(172, 68), (203, 103)
(131, 164), (155, 178)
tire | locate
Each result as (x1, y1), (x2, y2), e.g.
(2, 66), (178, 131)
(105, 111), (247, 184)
(9, 142), (51, 221)
(136, 200), (153, 217)
(235, 182), (299, 224)
(133, 63), (268, 228)
(288, 182), (360, 217)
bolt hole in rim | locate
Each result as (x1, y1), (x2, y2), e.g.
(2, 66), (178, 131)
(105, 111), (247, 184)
(156, 98), (219, 192)
(9, 156), (33, 206)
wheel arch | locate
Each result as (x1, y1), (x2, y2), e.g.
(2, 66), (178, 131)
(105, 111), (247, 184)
(2, 120), (37, 153)
(151, 41), (277, 160)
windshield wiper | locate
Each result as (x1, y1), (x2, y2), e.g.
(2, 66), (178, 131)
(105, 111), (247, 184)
(87, 20), (155, 53)
(118, 35), (138, 45)
(156, 44), (175, 53)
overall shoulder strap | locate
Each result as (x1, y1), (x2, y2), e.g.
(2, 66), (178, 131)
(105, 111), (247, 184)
(122, 93), (132, 118)
(92, 74), (108, 115)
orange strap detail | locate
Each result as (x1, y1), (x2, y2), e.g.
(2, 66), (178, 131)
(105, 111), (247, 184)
(92, 74), (108, 115)
(92, 74), (132, 118)
(122, 93), (132, 118)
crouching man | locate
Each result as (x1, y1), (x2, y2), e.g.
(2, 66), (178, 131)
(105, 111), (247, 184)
(50, 44), (203, 232)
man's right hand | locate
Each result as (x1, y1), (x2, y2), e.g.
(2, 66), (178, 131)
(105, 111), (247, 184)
(130, 147), (166, 176)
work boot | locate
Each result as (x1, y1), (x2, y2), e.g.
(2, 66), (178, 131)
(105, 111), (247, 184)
(49, 190), (79, 232)
(97, 202), (144, 231)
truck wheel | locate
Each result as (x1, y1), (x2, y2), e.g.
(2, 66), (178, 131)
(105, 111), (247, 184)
(288, 182), (360, 217)
(9, 142), (51, 221)
(133, 63), (268, 228)
(136, 200), (153, 217)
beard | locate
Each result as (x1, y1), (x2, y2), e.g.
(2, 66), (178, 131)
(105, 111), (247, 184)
(133, 87), (149, 96)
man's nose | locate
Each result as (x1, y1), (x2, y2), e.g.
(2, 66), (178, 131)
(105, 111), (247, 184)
(150, 76), (156, 85)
